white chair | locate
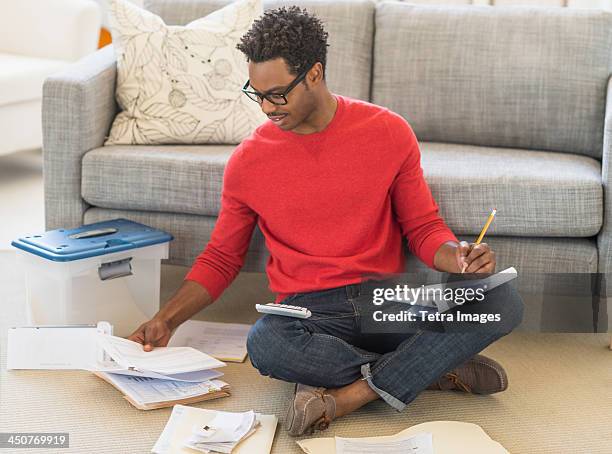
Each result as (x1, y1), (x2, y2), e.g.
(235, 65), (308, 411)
(0, 0), (101, 156)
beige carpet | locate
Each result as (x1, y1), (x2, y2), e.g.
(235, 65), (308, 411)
(2, 251), (612, 453)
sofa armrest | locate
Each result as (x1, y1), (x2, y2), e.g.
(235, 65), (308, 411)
(0, 0), (101, 61)
(597, 75), (612, 297)
(43, 45), (118, 231)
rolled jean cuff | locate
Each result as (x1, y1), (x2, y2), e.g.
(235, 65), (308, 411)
(360, 363), (406, 412)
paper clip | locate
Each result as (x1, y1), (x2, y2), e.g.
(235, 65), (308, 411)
(193, 424), (217, 438)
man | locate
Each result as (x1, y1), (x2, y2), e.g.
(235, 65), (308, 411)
(129, 6), (523, 437)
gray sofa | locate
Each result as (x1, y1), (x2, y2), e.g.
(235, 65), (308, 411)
(42, 1), (612, 316)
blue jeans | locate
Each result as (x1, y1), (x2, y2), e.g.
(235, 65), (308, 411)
(247, 278), (524, 411)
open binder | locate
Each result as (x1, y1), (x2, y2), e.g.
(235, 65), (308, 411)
(93, 334), (230, 410)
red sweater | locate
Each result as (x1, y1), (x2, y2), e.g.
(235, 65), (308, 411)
(185, 95), (459, 303)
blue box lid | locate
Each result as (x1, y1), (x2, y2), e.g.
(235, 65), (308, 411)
(11, 218), (173, 262)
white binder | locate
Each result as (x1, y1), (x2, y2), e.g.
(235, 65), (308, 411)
(7, 321), (113, 370)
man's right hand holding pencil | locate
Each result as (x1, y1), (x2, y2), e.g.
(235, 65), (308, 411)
(456, 240), (496, 274)
(455, 208), (497, 274)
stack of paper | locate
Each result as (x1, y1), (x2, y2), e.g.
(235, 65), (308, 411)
(94, 371), (230, 410)
(96, 334), (226, 375)
(93, 334), (230, 410)
(152, 405), (277, 454)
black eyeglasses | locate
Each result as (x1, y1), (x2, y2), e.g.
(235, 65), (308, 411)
(242, 68), (310, 106)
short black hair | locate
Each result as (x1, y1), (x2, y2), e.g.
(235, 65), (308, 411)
(236, 6), (329, 78)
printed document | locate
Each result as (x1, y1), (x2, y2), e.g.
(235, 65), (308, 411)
(168, 320), (251, 362)
(93, 363), (224, 382)
(96, 334), (225, 375)
(336, 432), (433, 454)
(97, 372), (227, 406)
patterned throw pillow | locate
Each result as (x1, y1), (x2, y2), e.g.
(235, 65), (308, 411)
(105, 0), (267, 145)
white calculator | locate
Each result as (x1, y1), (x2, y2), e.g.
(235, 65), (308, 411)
(255, 303), (312, 319)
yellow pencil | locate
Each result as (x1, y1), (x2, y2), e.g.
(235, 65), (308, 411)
(462, 208), (496, 273)
(475, 208), (496, 244)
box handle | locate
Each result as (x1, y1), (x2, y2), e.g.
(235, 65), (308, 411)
(69, 228), (118, 240)
(98, 257), (133, 281)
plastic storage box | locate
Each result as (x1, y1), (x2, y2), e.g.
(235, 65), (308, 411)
(12, 219), (173, 337)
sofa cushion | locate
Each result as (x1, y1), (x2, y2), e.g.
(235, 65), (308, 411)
(82, 144), (234, 217)
(372, 3), (612, 158)
(82, 207), (599, 275)
(0, 53), (67, 106)
(420, 143), (602, 237)
(144, 0), (374, 102)
(81, 142), (602, 237)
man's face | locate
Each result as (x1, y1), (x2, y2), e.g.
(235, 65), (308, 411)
(246, 58), (317, 132)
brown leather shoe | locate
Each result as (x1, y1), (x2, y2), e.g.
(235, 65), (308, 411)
(427, 354), (508, 394)
(285, 384), (337, 437)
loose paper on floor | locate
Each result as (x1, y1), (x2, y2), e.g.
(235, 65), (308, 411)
(168, 320), (251, 362)
(152, 405), (277, 454)
(336, 432), (432, 454)
(297, 421), (509, 454)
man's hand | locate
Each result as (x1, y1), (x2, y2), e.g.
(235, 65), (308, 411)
(456, 241), (496, 274)
(128, 317), (172, 352)
(126, 280), (214, 351)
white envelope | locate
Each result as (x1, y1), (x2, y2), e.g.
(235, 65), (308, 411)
(7, 321), (112, 370)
